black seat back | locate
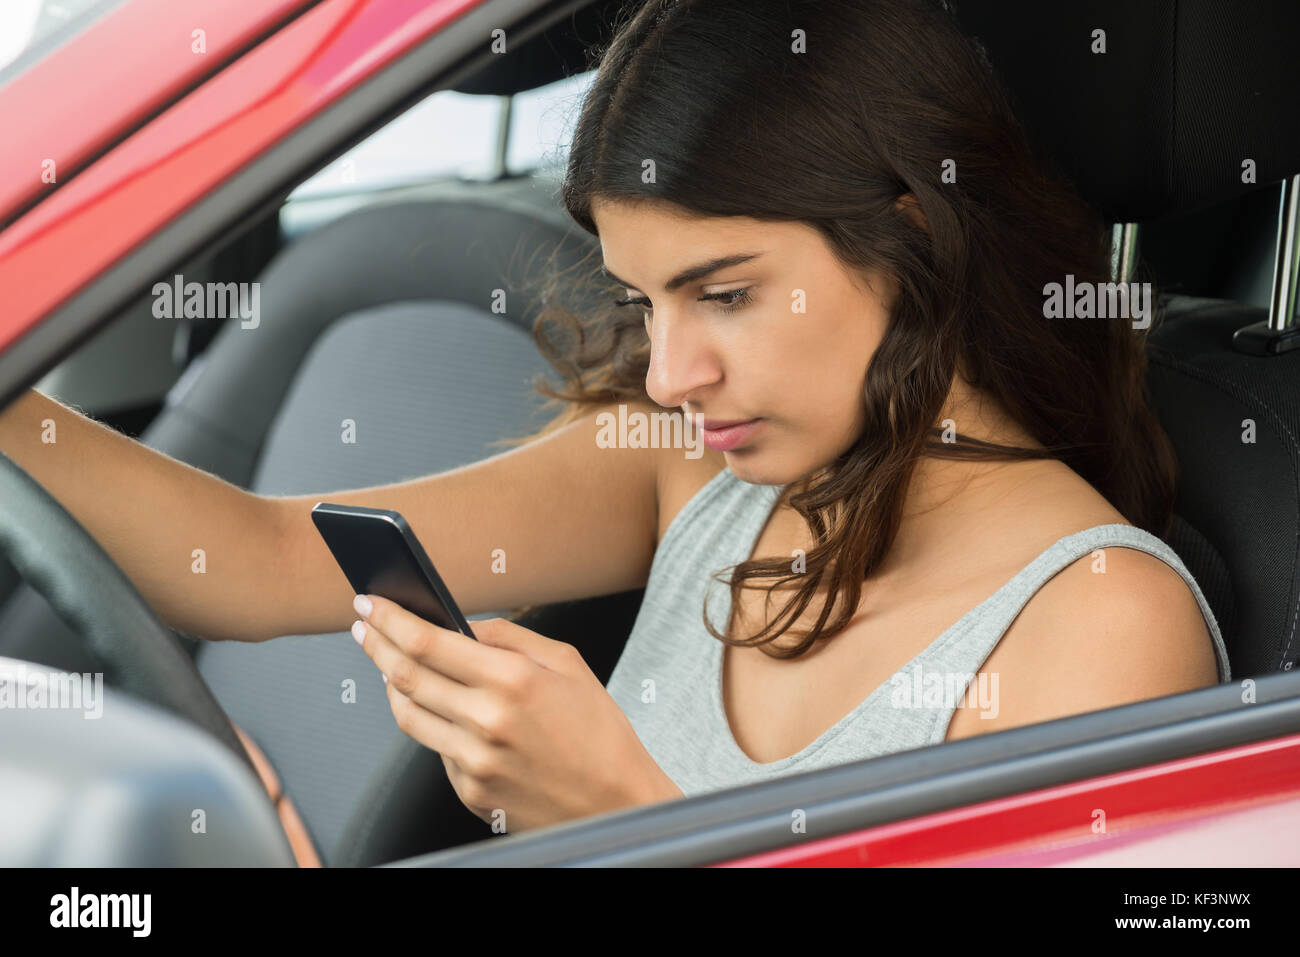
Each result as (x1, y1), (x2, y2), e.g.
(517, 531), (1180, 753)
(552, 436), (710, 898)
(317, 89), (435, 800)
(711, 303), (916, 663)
(1147, 297), (1300, 676)
(952, 0), (1300, 678)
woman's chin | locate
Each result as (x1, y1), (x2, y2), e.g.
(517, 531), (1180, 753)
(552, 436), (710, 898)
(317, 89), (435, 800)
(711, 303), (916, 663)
(723, 450), (807, 488)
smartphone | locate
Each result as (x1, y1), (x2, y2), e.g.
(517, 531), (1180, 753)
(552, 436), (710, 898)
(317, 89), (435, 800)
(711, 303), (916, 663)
(310, 502), (476, 639)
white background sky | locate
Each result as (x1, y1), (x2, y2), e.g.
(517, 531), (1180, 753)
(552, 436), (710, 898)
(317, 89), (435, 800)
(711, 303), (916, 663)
(0, 1), (43, 70)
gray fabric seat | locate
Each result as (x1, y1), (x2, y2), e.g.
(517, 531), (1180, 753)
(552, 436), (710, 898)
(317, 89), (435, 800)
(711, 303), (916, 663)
(0, 187), (625, 864)
(195, 299), (558, 861)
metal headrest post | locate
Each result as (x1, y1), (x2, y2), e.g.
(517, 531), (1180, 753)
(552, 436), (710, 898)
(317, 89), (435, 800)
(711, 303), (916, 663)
(1110, 222), (1140, 286)
(1233, 174), (1300, 355)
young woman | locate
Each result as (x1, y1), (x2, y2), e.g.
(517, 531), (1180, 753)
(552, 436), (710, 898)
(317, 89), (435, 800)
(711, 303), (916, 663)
(0, 0), (1229, 834)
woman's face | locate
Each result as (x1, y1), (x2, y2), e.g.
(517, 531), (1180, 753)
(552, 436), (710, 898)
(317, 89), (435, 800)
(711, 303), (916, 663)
(591, 196), (896, 486)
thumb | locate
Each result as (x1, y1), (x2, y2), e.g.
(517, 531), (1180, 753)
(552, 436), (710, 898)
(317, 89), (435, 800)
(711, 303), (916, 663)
(469, 617), (572, 671)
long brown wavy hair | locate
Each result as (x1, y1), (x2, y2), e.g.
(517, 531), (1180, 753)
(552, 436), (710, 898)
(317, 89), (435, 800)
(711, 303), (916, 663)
(502, 0), (1177, 658)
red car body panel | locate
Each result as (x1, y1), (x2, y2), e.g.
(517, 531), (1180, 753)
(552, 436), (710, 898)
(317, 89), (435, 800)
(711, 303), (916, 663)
(0, 0), (481, 355)
(0, 0), (321, 224)
(0, 0), (1295, 865)
(718, 733), (1300, 867)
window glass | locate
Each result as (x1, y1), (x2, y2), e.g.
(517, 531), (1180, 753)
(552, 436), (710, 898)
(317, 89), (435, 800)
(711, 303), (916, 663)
(289, 90), (503, 200)
(286, 68), (596, 202)
(0, 0), (120, 80)
(507, 70), (596, 176)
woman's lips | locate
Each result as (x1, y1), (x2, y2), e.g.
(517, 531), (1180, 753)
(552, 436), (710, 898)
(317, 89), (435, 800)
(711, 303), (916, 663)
(700, 418), (762, 451)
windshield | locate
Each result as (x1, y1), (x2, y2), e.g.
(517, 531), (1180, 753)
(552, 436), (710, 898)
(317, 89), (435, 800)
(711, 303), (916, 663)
(0, 0), (121, 82)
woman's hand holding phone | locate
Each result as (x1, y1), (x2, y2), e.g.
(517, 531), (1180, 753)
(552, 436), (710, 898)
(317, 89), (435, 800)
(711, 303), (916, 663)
(350, 592), (684, 832)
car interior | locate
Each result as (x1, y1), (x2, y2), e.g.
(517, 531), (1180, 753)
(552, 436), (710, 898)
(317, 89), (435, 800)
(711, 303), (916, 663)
(2, 0), (1298, 866)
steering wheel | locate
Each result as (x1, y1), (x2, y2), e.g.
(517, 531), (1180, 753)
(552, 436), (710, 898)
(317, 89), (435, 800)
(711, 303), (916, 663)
(0, 448), (255, 773)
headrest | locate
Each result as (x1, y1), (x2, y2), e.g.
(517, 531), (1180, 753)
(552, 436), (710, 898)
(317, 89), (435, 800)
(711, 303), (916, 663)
(950, 0), (1300, 222)
(455, 0), (1300, 224)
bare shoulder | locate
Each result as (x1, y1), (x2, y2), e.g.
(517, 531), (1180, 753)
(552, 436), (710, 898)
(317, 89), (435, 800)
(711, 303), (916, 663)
(1048, 542), (1218, 672)
(945, 459), (1220, 740)
(945, 533), (1221, 742)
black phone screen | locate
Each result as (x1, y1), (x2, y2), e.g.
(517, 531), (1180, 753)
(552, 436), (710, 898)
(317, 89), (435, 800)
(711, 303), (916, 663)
(310, 502), (475, 639)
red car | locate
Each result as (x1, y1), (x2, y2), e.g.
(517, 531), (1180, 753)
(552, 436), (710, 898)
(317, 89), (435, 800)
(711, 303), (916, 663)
(0, 0), (1298, 872)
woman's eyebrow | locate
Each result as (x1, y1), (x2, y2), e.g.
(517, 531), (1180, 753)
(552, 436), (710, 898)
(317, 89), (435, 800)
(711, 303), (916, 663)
(600, 252), (765, 293)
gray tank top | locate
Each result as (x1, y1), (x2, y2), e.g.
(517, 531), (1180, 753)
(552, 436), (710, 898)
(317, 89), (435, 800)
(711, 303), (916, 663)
(605, 466), (1232, 797)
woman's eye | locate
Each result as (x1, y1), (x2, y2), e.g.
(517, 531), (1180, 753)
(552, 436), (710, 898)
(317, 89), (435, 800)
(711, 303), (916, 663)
(612, 295), (653, 329)
(700, 288), (753, 312)
(612, 295), (651, 308)
(611, 287), (752, 320)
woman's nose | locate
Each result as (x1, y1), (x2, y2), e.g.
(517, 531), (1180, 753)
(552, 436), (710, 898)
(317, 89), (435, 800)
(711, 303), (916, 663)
(644, 311), (719, 409)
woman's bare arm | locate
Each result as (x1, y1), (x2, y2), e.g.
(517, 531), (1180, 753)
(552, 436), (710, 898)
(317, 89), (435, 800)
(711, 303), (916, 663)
(0, 388), (289, 642)
(268, 400), (665, 637)
(0, 389), (665, 643)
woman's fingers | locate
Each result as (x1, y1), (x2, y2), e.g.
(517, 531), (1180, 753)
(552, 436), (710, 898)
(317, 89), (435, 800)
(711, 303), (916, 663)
(352, 615), (498, 735)
(354, 593), (514, 688)
(384, 681), (481, 765)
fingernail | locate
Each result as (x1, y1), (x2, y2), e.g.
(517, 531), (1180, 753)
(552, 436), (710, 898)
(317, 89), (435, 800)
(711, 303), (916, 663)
(353, 594), (373, 618)
(351, 620), (366, 645)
